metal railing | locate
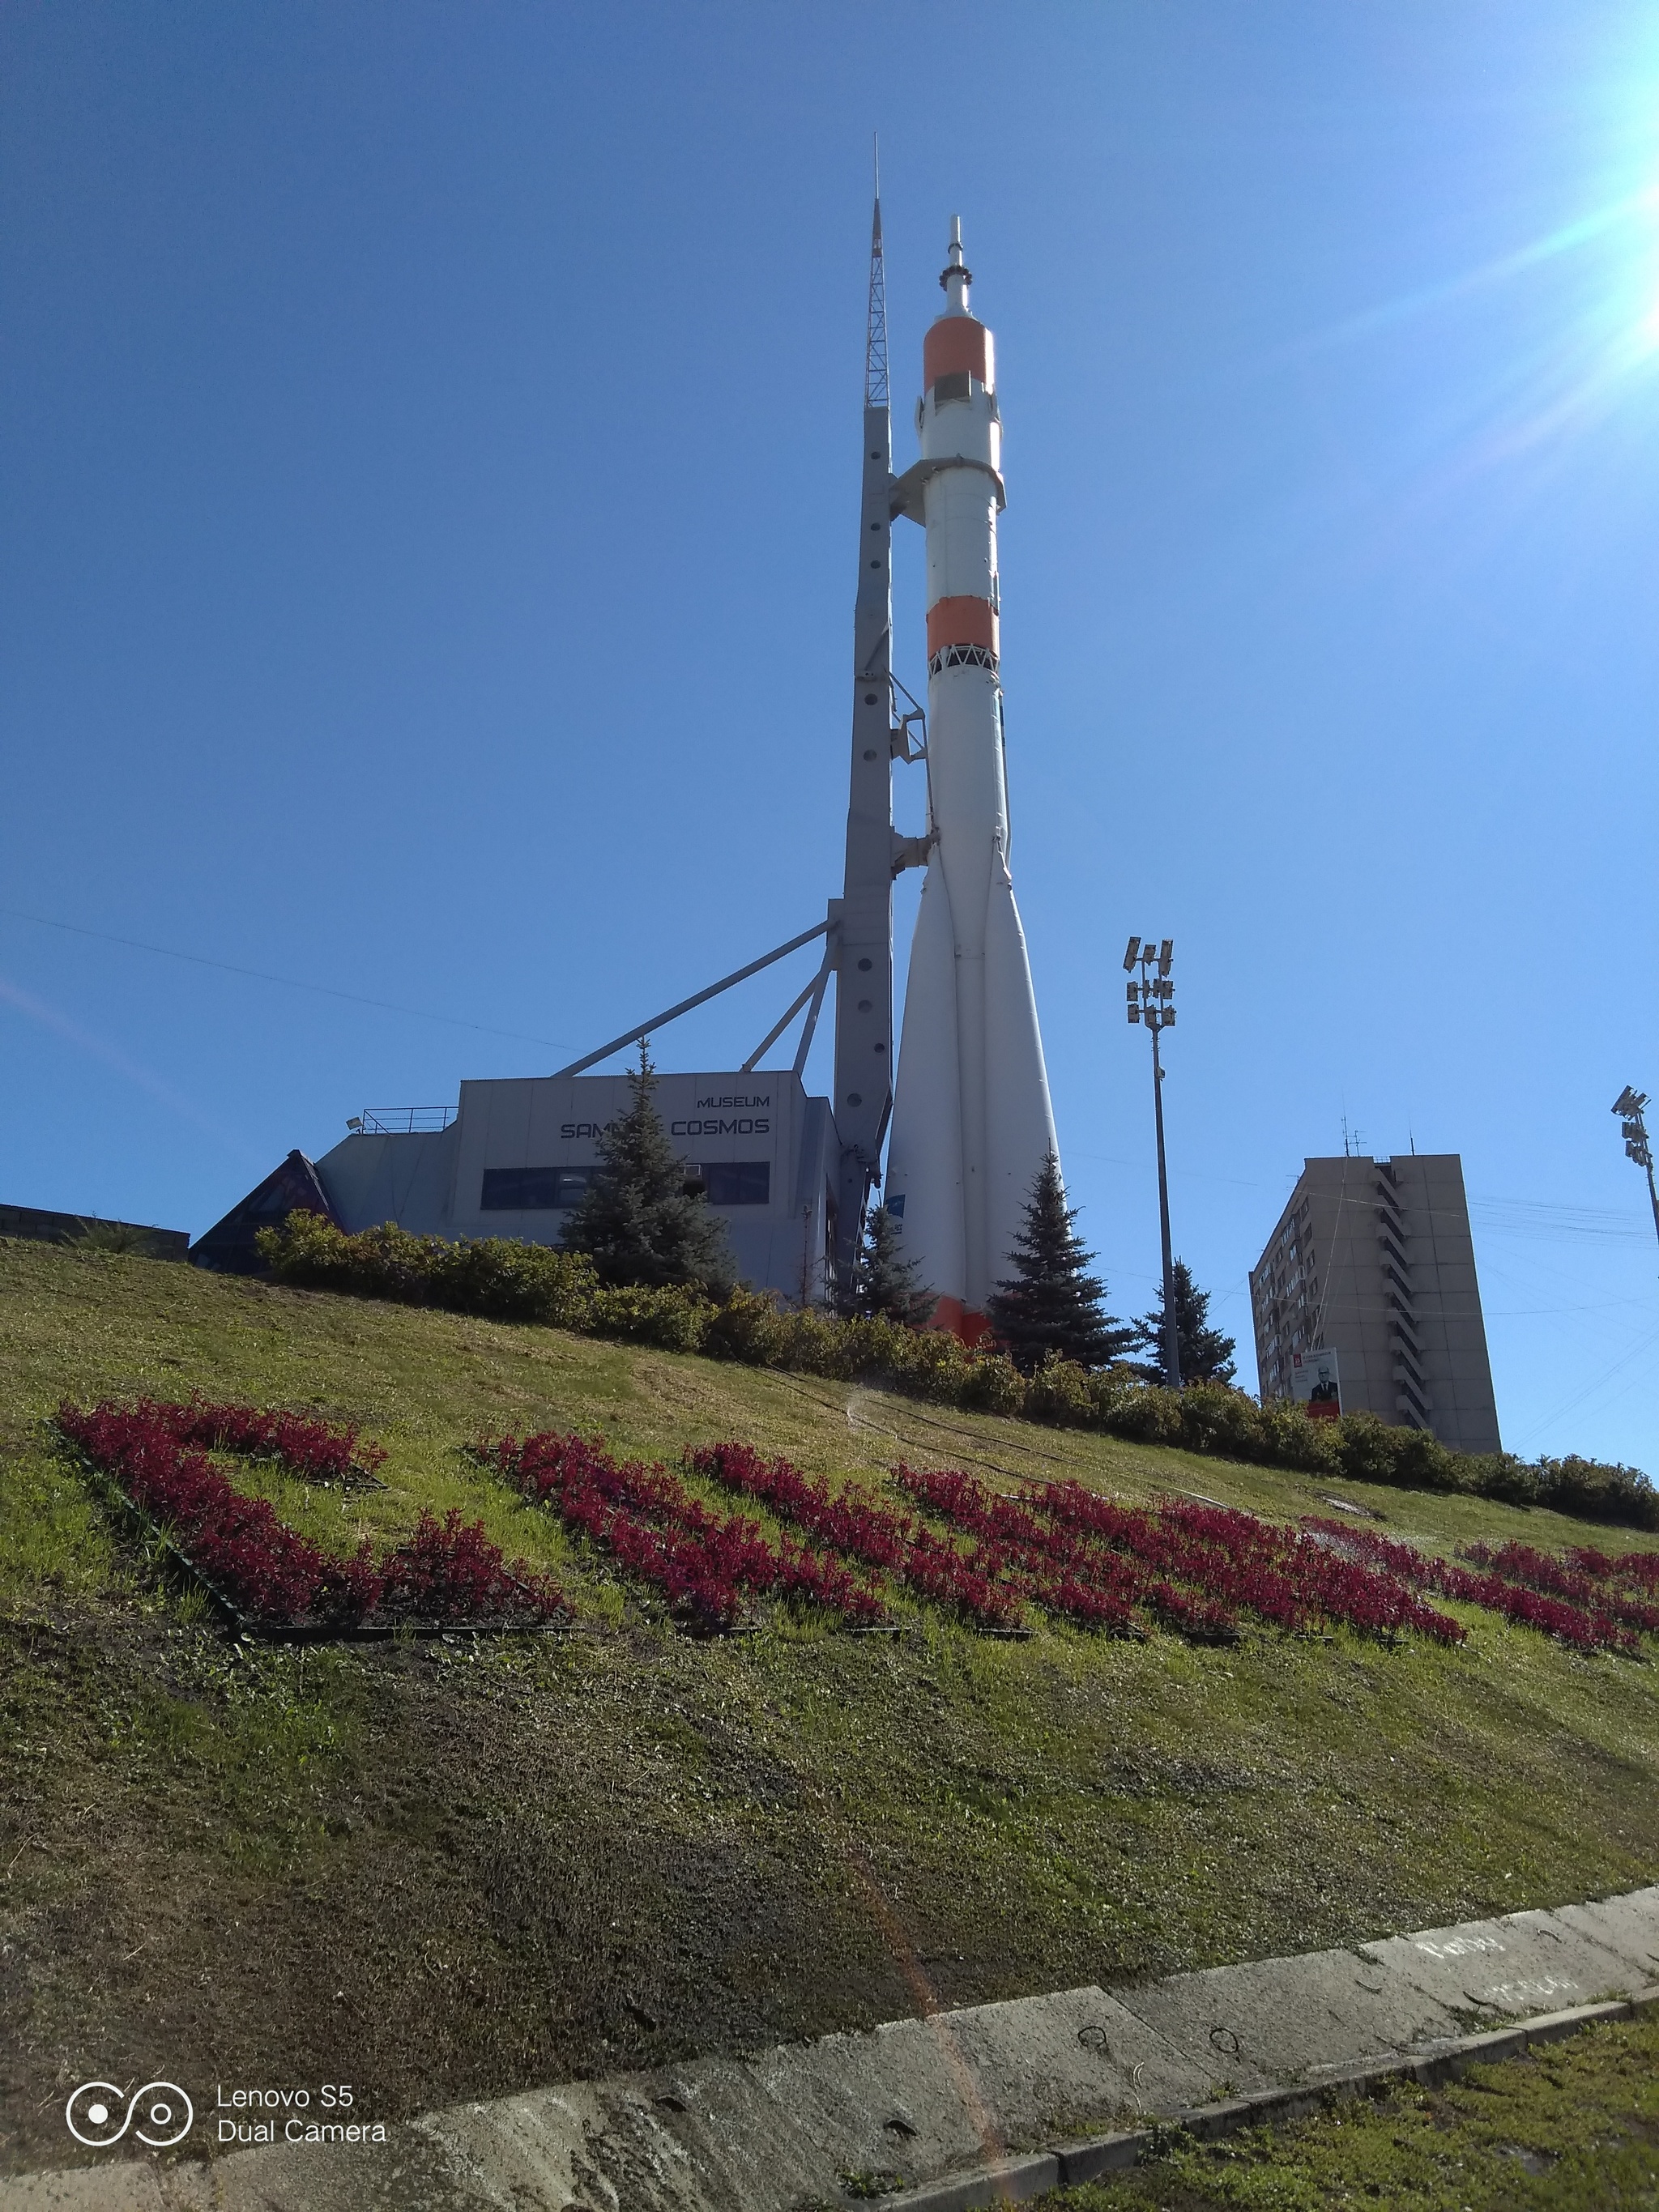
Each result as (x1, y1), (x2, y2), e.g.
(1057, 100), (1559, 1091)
(348, 1107), (457, 1136)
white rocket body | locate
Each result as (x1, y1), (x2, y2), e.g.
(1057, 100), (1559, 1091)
(885, 227), (1059, 1340)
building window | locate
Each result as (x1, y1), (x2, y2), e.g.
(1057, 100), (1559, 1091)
(703, 1161), (770, 1207)
(480, 1166), (595, 1211)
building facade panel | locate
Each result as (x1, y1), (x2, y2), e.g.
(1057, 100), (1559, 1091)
(1250, 1153), (1500, 1455)
(302, 1070), (842, 1306)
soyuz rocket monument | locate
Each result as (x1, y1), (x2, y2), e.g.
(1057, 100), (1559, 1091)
(871, 215), (1060, 1340)
(198, 194), (1058, 1313)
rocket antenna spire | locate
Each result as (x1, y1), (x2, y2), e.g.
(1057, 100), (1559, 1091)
(865, 134), (889, 406)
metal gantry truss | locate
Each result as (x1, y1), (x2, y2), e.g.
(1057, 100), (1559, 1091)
(865, 147), (889, 408)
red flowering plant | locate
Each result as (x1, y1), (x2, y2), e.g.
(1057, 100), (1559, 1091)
(375, 1507), (565, 1626)
(685, 1443), (1025, 1630)
(143, 1396), (388, 1486)
(57, 1400), (563, 1634)
(1600, 1548), (1659, 1593)
(1302, 1518), (1649, 1656)
(894, 1467), (1465, 1647)
(482, 1430), (888, 1632)
(1459, 1538), (1659, 1636)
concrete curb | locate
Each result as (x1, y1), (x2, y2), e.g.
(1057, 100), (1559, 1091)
(881, 1984), (1659, 2209)
(875, 2154), (1060, 2211)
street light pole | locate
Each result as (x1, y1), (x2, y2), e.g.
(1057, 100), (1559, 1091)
(1613, 1087), (1659, 1258)
(1125, 936), (1181, 1390)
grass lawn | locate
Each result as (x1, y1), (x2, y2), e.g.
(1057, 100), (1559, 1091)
(1038, 2011), (1659, 2209)
(2, 1237), (1657, 2176)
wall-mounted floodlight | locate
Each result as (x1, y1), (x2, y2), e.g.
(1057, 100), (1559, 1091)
(1611, 1086), (1659, 1259)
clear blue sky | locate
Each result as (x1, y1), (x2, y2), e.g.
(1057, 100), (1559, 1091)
(3, 3), (1657, 1465)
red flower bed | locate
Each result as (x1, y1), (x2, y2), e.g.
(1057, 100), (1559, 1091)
(58, 1400), (563, 1631)
(142, 1396), (387, 1485)
(484, 1432), (887, 1631)
(374, 1507), (562, 1625)
(888, 1464), (1161, 1634)
(1605, 1549), (1659, 1592)
(1461, 1539), (1659, 1636)
(685, 1443), (911, 1568)
(688, 1447), (1460, 1644)
(1302, 1519), (1636, 1656)
(685, 1443), (1023, 1630)
(902, 1470), (1465, 1646)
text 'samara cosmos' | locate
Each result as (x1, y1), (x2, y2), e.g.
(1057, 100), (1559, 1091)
(885, 223), (1059, 1340)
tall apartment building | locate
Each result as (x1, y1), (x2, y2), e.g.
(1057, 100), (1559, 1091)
(1249, 1154), (1501, 1455)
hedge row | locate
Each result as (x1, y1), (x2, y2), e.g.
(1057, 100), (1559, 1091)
(254, 1213), (1658, 1532)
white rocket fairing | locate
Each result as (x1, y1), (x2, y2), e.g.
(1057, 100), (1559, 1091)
(885, 222), (1059, 1341)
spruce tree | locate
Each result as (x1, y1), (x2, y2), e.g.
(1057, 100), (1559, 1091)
(985, 1153), (1131, 1374)
(847, 1204), (936, 1325)
(1128, 1259), (1237, 1386)
(561, 1042), (735, 1293)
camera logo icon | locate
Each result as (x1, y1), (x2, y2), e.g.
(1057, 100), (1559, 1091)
(66, 2080), (194, 2148)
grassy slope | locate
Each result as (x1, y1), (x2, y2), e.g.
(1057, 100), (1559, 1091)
(2, 1237), (1657, 2176)
(1039, 2011), (1659, 2210)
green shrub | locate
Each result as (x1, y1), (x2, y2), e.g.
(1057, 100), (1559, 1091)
(698, 1290), (865, 1377)
(1251, 1400), (1342, 1475)
(1333, 1411), (1408, 1486)
(833, 1315), (908, 1376)
(428, 1237), (597, 1327)
(589, 1282), (711, 1352)
(868, 1321), (976, 1402)
(959, 1353), (1028, 1417)
(1023, 1354), (1094, 1426)
(70, 1220), (161, 1257)
(258, 1214), (441, 1304)
(1384, 1423), (1467, 1494)
(774, 1306), (861, 1380)
(1468, 1454), (1542, 1508)
(702, 1288), (795, 1367)
(256, 1213), (598, 1326)
(250, 1212), (1658, 1530)
(1536, 1455), (1659, 1532)
(1112, 1382), (1188, 1445)
(1176, 1382), (1265, 1460)
(1082, 1364), (1148, 1430)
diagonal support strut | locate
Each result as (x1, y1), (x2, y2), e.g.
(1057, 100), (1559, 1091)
(742, 936), (837, 1074)
(551, 922), (830, 1079)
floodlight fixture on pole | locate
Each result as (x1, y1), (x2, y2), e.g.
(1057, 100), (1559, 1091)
(1126, 936), (1181, 1390)
(1612, 1086), (1659, 1256)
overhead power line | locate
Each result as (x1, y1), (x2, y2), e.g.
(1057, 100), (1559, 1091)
(0, 904), (576, 1054)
